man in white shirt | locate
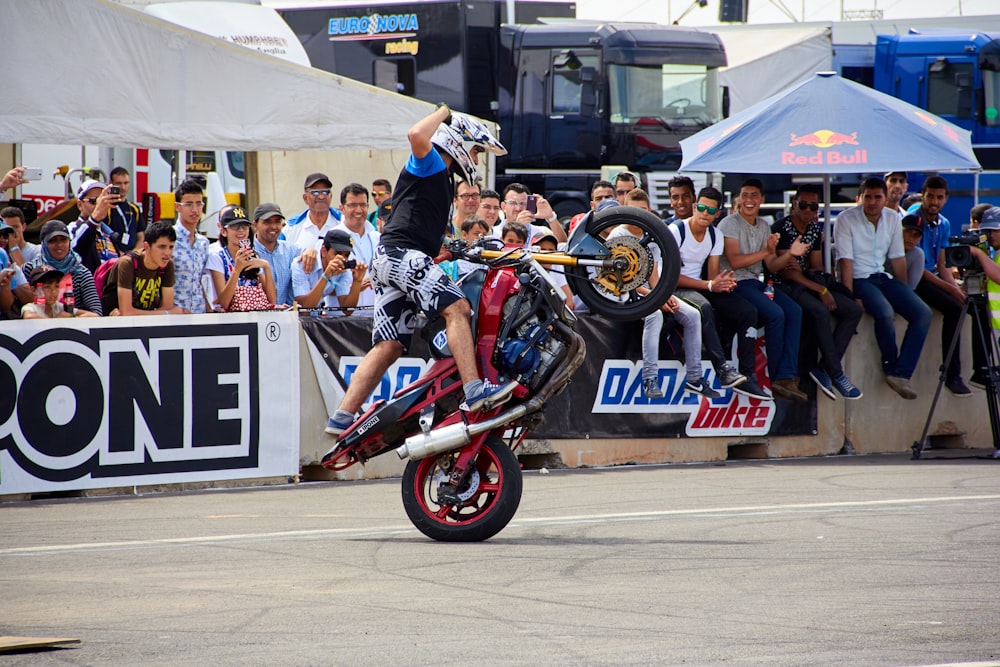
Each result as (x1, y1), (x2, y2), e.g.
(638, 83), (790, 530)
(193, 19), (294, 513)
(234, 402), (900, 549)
(332, 183), (379, 313)
(283, 172), (342, 249)
(834, 177), (932, 399)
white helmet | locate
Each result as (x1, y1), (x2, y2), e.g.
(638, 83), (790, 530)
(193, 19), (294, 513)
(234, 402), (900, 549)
(431, 112), (507, 185)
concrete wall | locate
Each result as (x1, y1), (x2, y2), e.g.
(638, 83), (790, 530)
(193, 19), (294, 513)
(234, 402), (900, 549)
(298, 311), (993, 479)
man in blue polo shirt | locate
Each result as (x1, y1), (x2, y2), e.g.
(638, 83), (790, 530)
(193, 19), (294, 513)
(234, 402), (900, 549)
(910, 176), (973, 396)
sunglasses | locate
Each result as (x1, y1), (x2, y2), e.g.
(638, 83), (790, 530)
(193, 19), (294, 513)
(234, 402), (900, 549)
(308, 189), (332, 197)
(371, 190), (389, 197)
(80, 197), (99, 204)
(797, 201), (820, 211)
(695, 203), (718, 215)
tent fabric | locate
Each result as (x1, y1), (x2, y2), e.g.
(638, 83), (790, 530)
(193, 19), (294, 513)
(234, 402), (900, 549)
(679, 72), (981, 175)
(0, 0), (433, 152)
(713, 25), (833, 116)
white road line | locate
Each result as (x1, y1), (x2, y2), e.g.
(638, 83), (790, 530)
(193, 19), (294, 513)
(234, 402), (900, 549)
(3, 494), (999, 556)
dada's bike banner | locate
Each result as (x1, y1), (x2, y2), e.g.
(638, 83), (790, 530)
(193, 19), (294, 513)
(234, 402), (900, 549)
(300, 315), (816, 440)
(0, 312), (300, 495)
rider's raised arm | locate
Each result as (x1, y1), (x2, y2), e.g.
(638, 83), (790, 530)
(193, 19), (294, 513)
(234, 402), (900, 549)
(409, 106), (452, 159)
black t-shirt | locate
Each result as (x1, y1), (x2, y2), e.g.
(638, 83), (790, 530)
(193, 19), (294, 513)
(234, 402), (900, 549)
(378, 150), (454, 258)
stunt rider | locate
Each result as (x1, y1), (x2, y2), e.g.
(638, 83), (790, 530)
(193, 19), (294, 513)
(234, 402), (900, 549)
(323, 105), (516, 440)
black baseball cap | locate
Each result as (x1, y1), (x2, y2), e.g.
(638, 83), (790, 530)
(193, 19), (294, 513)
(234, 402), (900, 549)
(901, 213), (924, 235)
(219, 205), (251, 227)
(28, 264), (64, 285)
(323, 229), (353, 253)
(304, 173), (332, 190)
(253, 202), (284, 221)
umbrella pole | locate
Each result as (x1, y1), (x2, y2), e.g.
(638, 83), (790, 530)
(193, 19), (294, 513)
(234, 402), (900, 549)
(823, 174), (832, 274)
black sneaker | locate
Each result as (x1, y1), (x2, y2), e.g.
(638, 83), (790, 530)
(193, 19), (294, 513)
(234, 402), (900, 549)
(969, 371), (989, 390)
(945, 377), (972, 398)
(732, 379), (773, 401)
(685, 377), (721, 399)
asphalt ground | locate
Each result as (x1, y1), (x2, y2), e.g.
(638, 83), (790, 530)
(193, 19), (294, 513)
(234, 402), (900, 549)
(1, 452), (999, 666)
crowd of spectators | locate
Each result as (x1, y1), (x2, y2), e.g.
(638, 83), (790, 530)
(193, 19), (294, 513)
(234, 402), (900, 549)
(0, 162), (994, 404)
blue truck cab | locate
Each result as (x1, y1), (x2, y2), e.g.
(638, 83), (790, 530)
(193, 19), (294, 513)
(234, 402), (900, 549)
(874, 31), (1000, 230)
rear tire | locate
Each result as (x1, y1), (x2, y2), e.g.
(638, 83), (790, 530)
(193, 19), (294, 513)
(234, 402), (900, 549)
(401, 435), (522, 542)
(565, 206), (680, 320)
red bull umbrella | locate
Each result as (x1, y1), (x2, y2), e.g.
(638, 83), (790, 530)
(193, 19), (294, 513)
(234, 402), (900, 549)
(679, 71), (980, 175)
(679, 71), (980, 269)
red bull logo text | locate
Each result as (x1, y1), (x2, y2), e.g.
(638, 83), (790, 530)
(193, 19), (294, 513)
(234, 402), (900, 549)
(782, 129), (867, 166)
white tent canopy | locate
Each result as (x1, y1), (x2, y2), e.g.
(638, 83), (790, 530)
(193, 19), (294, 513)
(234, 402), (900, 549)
(712, 25), (833, 116)
(0, 0), (434, 152)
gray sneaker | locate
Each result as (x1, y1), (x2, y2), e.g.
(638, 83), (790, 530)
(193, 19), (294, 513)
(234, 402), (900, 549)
(718, 365), (748, 389)
(643, 377), (664, 399)
(885, 375), (917, 400)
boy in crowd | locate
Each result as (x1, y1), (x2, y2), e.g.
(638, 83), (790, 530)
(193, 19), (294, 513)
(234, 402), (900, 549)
(103, 221), (188, 316)
(668, 186), (759, 398)
(771, 185), (863, 400)
(21, 265), (98, 319)
(609, 191), (719, 398)
(720, 178), (808, 402)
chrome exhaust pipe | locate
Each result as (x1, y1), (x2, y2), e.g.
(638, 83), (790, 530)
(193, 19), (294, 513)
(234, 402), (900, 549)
(395, 323), (587, 462)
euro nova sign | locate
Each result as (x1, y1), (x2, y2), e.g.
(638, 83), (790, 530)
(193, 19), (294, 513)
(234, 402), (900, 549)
(782, 129), (868, 166)
(328, 13), (419, 40)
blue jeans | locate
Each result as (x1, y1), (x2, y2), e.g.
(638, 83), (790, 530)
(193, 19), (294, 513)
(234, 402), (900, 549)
(734, 279), (802, 381)
(853, 273), (932, 379)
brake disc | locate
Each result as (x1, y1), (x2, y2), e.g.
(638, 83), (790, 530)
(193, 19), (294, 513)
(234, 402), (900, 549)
(433, 468), (481, 502)
(593, 235), (653, 295)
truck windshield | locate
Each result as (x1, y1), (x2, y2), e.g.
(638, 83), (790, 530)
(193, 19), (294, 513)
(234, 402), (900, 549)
(608, 64), (711, 127)
(983, 63), (1000, 128)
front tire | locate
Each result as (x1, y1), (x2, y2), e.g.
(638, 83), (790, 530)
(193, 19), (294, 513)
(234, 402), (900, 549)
(401, 435), (523, 542)
(565, 205), (680, 320)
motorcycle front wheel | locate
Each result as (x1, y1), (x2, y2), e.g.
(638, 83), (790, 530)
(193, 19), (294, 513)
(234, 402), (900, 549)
(401, 435), (523, 542)
(565, 205), (681, 320)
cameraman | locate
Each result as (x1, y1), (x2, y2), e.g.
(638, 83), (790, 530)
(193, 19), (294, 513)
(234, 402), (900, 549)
(969, 206), (1000, 334)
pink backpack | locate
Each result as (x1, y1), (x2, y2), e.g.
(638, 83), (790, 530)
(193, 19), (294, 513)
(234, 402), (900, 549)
(92, 257), (120, 299)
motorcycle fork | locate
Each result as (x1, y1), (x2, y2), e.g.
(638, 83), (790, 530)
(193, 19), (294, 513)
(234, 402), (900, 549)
(442, 430), (487, 486)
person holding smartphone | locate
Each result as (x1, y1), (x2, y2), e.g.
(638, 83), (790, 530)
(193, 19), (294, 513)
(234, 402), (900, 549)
(107, 167), (146, 251)
(495, 183), (567, 246)
(206, 205), (276, 311)
(68, 179), (123, 273)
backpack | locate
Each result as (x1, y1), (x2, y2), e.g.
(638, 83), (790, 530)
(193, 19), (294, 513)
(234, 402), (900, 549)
(92, 257), (120, 299)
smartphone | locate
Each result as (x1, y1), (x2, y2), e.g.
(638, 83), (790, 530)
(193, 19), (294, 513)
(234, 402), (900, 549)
(526, 195), (537, 215)
(238, 238), (259, 278)
(108, 185), (121, 196)
(23, 167), (43, 181)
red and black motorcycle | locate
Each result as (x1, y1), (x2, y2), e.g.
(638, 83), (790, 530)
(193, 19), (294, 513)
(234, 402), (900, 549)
(321, 205), (679, 541)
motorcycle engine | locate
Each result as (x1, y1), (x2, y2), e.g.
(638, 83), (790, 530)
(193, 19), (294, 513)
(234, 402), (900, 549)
(496, 297), (567, 391)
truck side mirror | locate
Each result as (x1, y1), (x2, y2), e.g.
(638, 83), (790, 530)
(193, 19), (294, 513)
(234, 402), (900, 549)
(580, 66), (597, 117)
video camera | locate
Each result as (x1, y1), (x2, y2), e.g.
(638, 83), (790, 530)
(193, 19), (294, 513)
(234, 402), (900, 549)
(945, 232), (987, 269)
(945, 232), (988, 296)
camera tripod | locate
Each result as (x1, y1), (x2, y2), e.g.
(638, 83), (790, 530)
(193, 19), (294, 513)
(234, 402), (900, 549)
(912, 291), (1000, 459)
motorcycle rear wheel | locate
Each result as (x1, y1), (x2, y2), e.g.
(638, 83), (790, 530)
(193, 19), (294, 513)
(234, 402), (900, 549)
(401, 435), (523, 542)
(565, 205), (681, 320)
